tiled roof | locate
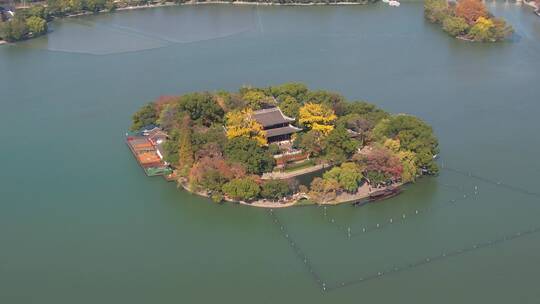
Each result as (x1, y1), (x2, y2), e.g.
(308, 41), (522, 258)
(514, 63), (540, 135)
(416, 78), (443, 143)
(252, 107), (294, 127)
(264, 125), (302, 138)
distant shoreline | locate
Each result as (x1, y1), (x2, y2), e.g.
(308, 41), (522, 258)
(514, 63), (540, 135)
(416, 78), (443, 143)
(110, 1), (368, 15)
(0, 0), (370, 45)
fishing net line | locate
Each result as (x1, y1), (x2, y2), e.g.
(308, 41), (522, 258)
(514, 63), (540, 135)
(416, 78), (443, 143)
(18, 5), (260, 55)
(267, 164), (540, 292)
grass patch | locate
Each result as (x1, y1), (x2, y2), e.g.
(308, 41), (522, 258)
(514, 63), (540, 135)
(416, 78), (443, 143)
(282, 159), (316, 173)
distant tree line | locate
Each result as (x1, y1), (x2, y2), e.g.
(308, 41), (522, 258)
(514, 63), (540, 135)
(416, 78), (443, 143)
(1, 0), (119, 42)
(425, 0), (513, 42)
(131, 83), (439, 203)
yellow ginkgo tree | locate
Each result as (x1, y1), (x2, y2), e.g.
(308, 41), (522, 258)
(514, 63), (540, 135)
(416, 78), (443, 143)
(225, 109), (267, 146)
(298, 102), (337, 135)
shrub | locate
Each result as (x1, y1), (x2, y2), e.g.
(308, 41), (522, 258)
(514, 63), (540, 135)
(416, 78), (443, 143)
(222, 178), (260, 201)
(442, 16), (470, 37)
(261, 180), (292, 200)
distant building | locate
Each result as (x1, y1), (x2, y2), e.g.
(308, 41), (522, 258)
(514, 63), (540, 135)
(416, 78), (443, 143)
(252, 107), (302, 143)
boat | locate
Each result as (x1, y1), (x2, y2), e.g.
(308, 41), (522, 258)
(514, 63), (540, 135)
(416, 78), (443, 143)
(353, 187), (402, 206)
(388, 1), (401, 7)
(368, 187), (401, 201)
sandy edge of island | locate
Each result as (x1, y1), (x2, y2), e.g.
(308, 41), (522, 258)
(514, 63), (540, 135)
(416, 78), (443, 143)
(178, 177), (401, 208)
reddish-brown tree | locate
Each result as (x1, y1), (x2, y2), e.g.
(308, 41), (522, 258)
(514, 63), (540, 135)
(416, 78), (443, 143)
(362, 146), (403, 180)
(455, 0), (489, 25)
(154, 95), (180, 114)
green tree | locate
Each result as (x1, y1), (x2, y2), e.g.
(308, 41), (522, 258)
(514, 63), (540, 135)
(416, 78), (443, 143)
(372, 115), (439, 174)
(27, 5), (48, 19)
(306, 90), (347, 115)
(322, 126), (359, 163)
(344, 101), (390, 126)
(178, 115), (194, 177)
(130, 103), (158, 131)
(163, 130), (180, 165)
(323, 162), (363, 193)
(85, 0), (107, 12)
(200, 169), (228, 193)
(279, 95), (301, 118)
(309, 177), (340, 203)
(224, 137), (275, 175)
(365, 170), (388, 187)
(0, 17), (29, 42)
(26, 16), (47, 36)
(222, 177), (260, 201)
(293, 130), (323, 157)
(191, 125), (227, 155)
(178, 93), (224, 126)
(424, 0), (451, 24)
(46, 0), (64, 16)
(242, 90), (271, 110)
(63, 0), (84, 13)
(260, 179), (292, 200)
(268, 82), (308, 103)
(442, 16), (470, 37)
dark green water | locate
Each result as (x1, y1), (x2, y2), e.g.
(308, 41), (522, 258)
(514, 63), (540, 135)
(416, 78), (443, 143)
(2, 2), (540, 303)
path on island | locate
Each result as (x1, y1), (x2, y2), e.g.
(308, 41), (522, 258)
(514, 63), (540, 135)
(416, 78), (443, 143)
(261, 163), (330, 180)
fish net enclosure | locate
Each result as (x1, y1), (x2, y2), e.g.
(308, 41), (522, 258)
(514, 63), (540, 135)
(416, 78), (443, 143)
(267, 165), (540, 291)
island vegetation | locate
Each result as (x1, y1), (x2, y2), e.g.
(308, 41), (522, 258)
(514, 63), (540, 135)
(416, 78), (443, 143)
(129, 83), (439, 207)
(425, 0), (513, 42)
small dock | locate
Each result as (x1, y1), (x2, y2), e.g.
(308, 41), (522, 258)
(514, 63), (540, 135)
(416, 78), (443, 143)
(126, 134), (172, 177)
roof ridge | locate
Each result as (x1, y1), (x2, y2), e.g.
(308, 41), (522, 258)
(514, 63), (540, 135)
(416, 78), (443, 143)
(252, 107), (280, 114)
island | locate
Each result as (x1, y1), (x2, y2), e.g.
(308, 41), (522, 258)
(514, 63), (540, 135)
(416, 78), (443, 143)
(126, 83), (439, 208)
(424, 0), (513, 42)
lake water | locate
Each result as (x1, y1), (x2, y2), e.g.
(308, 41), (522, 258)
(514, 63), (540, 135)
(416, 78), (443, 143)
(1, 2), (540, 303)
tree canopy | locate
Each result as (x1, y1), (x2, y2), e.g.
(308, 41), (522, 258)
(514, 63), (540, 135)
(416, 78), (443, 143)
(225, 109), (267, 146)
(322, 126), (359, 163)
(178, 93), (224, 126)
(222, 177), (261, 201)
(130, 103), (158, 131)
(261, 180), (292, 200)
(373, 115), (439, 173)
(299, 103), (337, 135)
(424, 0), (512, 42)
(323, 162), (363, 193)
(224, 137), (275, 175)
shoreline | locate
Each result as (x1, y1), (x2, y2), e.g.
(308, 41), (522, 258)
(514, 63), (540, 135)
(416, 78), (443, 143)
(117, 1), (367, 9)
(0, 0), (369, 45)
(71, 0), (368, 17)
(178, 174), (401, 208)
